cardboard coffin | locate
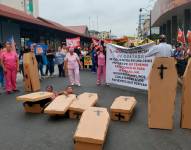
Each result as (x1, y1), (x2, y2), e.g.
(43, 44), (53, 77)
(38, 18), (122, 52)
(74, 107), (110, 150)
(44, 94), (76, 115)
(110, 96), (137, 122)
(181, 59), (191, 129)
(17, 92), (54, 113)
(69, 93), (98, 119)
(23, 52), (40, 92)
(148, 57), (177, 130)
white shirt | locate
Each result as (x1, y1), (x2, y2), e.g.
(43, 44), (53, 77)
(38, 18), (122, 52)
(145, 43), (173, 57)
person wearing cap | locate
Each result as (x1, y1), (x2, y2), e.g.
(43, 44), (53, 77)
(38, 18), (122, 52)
(173, 42), (187, 77)
(65, 47), (82, 86)
(1, 41), (19, 94)
(145, 35), (173, 57)
(0, 43), (5, 93)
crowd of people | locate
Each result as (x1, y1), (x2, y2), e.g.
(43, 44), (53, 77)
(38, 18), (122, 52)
(0, 40), (107, 95)
(1, 34), (189, 95)
(145, 34), (191, 78)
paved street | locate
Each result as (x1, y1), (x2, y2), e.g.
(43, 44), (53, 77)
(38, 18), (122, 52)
(0, 71), (190, 150)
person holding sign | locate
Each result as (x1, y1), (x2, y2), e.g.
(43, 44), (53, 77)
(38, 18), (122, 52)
(65, 47), (82, 86)
(1, 41), (19, 94)
(145, 35), (173, 57)
(96, 46), (106, 85)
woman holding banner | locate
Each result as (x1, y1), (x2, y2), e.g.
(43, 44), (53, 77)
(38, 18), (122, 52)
(96, 46), (106, 85)
(65, 47), (82, 86)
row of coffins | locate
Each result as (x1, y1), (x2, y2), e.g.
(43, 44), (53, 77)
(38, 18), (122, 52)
(148, 57), (191, 130)
(16, 92), (137, 150)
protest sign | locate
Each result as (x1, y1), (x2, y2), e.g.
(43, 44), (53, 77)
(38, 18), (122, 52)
(66, 37), (80, 48)
(84, 56), (92, 66)
(106, 43), (155, 90)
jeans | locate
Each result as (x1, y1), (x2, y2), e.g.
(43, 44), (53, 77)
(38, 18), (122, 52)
(0, 66), (4, 87)
(38, 62), (44, 76)
(46, 60), (54, 75)
(91, 61), (97, 72)
(58, 63), (65, 77)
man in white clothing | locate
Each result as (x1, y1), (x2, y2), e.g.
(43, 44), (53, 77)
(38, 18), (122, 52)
(145, 35), (173, 57)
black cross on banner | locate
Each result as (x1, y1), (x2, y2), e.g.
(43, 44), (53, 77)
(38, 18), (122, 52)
(94, 110), (103, 116)
(157, 64), (167, 79)
(115, 113), (125, 121)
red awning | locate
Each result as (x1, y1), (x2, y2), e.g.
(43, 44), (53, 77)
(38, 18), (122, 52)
(0, 4), (90, 39)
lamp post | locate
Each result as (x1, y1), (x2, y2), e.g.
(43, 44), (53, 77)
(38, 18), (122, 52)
(139, 8), (152, 40)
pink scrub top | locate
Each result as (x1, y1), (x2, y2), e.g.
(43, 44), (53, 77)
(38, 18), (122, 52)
(97, 52), (106, 66)
(2, 51), (17, 69)
(65, 52), (79, 69)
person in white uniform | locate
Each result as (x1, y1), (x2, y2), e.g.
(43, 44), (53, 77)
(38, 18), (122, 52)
(145, 35), (173, 57)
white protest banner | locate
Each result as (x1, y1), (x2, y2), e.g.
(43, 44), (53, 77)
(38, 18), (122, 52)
(106, 43), (155, 90)
(66, 37), (80, 48)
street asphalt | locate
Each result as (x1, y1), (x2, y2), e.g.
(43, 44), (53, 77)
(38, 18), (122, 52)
(0, 71), (190, 150)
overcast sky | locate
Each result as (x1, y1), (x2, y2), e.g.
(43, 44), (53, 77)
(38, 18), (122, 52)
(39, 0), (155, 37)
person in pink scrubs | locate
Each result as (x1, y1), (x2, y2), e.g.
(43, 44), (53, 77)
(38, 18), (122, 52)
(97, 46), (106, 85)
(65, 47), (82, 86)
(1, 42), (19, 94)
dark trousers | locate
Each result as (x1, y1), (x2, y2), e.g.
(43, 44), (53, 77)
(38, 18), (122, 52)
(19, 64), (24, 77)
(38, 62), (44, 76)
(46, 60), (54, 75)
(176, 60), (187, 77)
(58, 63), (65, 77)
(91, 61), (97, 72)
(0, 66), (4, 87)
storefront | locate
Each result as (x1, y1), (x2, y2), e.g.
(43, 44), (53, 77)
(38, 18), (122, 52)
(0, 4), (91, 50)
(151, 0), (191, 44)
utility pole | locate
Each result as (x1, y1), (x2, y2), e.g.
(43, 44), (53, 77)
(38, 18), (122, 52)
(150, 10), (152, 40)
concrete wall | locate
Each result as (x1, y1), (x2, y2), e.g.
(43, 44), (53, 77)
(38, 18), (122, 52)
(0, 0), (39, 17)
(0, 0), (25, 11)
(33, 0), (39, 17)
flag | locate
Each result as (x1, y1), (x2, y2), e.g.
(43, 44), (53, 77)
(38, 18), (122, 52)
(7, 36), (16, 51)
(187, 30), (191, 44)
(92, 38), (99, 46)
(177, 28), (186, 44)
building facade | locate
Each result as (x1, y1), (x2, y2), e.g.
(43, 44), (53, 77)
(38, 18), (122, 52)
(0, 0), (39, 17)
(98, 31), (110, 40)
(0, 4), (91, 49)
(151, 0), (191, 44)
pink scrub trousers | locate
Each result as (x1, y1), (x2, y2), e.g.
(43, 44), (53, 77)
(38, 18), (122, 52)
(97, 65), (106, 84)
(65, 53), (80, 85)
(5, 67), (17, 92)
(68, 67), (80, 85)
(2, 51), (17, 92)
(97, 52), (106, 84)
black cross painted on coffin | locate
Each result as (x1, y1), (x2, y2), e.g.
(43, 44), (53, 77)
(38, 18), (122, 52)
(94, 110), (103, 116)
(124, 97), (129, 101)
(115, 113), (125, 121)
(157, 64), (167, 80)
